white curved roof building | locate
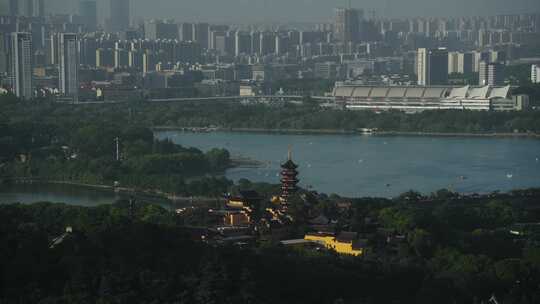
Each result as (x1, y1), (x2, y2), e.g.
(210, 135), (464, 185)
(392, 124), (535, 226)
(333, 84), (525, 112)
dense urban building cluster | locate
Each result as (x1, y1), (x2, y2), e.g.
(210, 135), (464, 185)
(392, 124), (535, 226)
(0, 0), (539, 111)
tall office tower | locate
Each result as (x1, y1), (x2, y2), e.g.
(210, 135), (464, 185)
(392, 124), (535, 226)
(79, 0), (98, 32)
(532, 64), (540, 84)
(109, 0), (130, 32)
(9, 32), (33, 99)
(58, 33), (79, 102)
(180, 23), (194, 41)
(416, 47), (448, 85)
(479, 61), (504, 86)
(235, 31), (251, 56)
(334, 7), (362, 43)
(193, 23), (209, 49)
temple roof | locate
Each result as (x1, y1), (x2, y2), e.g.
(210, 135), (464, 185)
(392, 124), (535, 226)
(281, 159), (298, 169)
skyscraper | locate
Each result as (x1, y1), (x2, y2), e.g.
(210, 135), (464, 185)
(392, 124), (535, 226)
(79, 0), (98, 32)
(334, 7), (362, 43)
(58, 33), (79, 102)
(416, 47), (448, 86)
(109, 0), (130, 32)
(9, 32), (33, 99)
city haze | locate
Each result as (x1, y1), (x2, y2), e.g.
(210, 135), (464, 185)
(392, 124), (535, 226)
(40, 0), (540, 23)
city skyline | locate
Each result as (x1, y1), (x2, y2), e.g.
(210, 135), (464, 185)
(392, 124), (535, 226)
(15, 0), (540, 23)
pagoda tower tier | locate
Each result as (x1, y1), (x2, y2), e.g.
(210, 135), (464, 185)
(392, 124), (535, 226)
(280, 149), (299, 205)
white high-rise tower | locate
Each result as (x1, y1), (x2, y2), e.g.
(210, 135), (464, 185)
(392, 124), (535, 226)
(10, 32), (33, 99)
(58, 33), (79, 102)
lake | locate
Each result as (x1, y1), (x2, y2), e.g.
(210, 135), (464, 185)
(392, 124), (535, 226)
(157, 131), (540, 197)
(1, 132), (539, 205)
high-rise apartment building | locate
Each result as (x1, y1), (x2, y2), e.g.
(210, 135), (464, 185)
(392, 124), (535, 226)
(9, 32), (33, 99)
(0, 33), (7, 74)
(193, 23), (209, 49)
(180, 23), (194, 42)
(79, 0), (98, 32)
(58, 33), (79, 102)
(416, 48), (427, 85)
(334, 7), (362, 43)
(448, 51), (460, 74)
(235, 31), (251, 56)
(479, 61), (504, 86)
(416, 47), (448, 85)
(145, 20), (178, 40)
(259, 31), (276, 55)
(530, 64), (540, 84)
(109, 0), (130, 32)
(448, 51), (474, 75)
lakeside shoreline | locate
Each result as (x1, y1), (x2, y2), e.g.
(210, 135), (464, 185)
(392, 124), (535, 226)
(153, 126), (540, 139)
(0, 179), (223, 204)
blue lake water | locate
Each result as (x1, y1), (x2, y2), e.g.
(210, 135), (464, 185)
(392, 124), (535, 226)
(157, 131), (540, 197)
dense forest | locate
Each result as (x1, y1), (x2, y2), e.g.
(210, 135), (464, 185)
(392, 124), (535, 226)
(1, 92), (539, 136)
(1, 91), (540, 303)
(1, 188), (540, 303)
(0, 95), (232, 196)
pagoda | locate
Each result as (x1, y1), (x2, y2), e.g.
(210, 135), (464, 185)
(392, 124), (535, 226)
(280, 148), (299, 206)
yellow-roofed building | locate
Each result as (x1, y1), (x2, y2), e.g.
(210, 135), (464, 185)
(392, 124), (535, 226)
(304, 232), (363, 256)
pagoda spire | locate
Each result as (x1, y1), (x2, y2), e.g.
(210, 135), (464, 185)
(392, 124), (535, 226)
(287, 145), (292, 160)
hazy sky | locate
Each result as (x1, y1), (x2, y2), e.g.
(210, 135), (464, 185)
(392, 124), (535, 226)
(26, 0), (540, 23)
